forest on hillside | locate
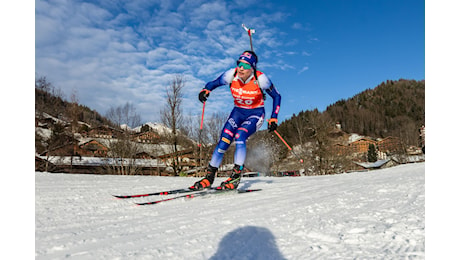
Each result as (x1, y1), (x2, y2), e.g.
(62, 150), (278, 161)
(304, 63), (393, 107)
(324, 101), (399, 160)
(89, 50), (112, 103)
(277, 79), (425, 148)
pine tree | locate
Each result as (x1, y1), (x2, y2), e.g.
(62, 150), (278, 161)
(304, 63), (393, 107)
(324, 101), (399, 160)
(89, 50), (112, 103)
(367, 144), (378, 162)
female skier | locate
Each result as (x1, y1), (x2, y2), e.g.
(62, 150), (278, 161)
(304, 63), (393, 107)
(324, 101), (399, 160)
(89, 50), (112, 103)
(190, 50), (281, 190)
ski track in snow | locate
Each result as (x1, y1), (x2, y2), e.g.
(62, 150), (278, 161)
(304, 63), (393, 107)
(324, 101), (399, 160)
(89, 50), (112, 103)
(36, 163), (425, 259)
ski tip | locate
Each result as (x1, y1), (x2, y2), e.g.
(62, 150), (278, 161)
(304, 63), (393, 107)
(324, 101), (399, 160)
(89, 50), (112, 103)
(238, 188), (262, 193)
(113, 194), (138, 199)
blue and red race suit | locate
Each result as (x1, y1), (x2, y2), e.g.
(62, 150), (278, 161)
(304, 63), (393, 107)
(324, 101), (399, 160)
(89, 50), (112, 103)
(204, 68), (281, 168)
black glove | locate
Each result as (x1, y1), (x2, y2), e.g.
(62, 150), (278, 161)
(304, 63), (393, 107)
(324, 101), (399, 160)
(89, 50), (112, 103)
(198, 89), (210, 103)
(268, 118), (278, 132)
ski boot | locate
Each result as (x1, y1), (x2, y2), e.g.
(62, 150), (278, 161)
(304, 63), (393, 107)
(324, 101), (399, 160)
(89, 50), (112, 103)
(217, 164), (243, 190)
(190, 165), (218, 191)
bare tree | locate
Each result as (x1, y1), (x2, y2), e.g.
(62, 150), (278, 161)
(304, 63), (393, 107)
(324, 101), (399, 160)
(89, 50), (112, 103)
(181, 109), (227, 174)
(180, 112), (199, 142)
(106, 102), (141, 129)
(291, 113), (309, 145)
(106, 138), (141, 175)
(35, 76), (66, 116)
(105, 102), (142, 175)
(181, 112), (204, 172)
(68, 89), (80, 172)
(305, 110), (335, 174)
(161, 75), (185, 176)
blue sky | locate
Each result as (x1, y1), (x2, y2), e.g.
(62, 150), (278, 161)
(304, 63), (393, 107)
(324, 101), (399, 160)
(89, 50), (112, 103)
(35, 0), (425, 127)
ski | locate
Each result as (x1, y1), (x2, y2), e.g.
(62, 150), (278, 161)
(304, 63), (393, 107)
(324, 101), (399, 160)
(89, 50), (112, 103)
(113, 186), (229, 199)
(112, 188), (196, 199)
(135, 188), (262, 206)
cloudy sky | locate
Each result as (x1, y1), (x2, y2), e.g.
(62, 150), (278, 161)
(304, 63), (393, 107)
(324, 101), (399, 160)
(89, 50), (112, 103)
(35, 0), (425, 127)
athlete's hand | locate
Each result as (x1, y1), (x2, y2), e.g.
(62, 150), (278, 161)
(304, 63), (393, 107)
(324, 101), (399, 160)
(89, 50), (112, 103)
(268, 118), (278, 132)
(198, 89), (210, 103)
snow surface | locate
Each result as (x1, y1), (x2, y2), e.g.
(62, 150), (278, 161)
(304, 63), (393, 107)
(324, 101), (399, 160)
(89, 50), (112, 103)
(36, 163), (425, 259)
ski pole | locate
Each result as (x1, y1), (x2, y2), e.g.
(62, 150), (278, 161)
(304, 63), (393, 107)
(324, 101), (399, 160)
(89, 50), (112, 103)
(273, 130), (304, 163)
(200, 101), (206, 130)
(198, 101), (206, 171)
(198, 101), (206, 147)
(266, 120), (303, 163)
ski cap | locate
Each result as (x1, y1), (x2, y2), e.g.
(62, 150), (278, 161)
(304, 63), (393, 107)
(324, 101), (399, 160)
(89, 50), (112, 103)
(237, 51), (258, 69)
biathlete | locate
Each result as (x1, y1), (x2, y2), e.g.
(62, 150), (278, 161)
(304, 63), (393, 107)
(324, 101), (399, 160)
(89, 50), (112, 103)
(190, 50), (281, 190)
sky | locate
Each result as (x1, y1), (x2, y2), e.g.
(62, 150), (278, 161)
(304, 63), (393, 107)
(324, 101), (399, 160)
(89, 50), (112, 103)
(34, 0), (425, 127)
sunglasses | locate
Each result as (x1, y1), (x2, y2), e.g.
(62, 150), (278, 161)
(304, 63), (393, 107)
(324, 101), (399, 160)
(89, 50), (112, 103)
(237, 62), (252, 70)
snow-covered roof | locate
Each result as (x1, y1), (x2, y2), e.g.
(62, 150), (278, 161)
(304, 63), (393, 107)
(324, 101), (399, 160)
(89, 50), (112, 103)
(353, 159), (391, 169)
(37, 155), (167, 167)
(348, 133), (365, 143)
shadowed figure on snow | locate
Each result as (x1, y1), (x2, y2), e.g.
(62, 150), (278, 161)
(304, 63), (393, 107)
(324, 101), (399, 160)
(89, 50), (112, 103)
(210, 226), (286, 260)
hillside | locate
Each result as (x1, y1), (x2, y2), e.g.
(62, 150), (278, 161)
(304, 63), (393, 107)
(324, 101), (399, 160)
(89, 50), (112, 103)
(35, 76), (114, 129)
(326, 79), (424, 144)
(278, 79), (424, 147)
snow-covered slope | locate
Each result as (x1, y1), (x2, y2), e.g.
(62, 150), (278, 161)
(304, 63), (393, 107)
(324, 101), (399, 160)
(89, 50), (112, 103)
(35, 163), (425, 259)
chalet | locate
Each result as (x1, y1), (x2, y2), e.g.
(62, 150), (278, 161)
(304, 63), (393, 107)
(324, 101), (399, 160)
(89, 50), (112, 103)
(35, 112), (70, 128)
(377, 136), (403, 153)
(40, 139), (109, 158)
(158, 148), (199, 168)
(349, 138), (377, 154)
(79, 140), (109, 157)
(88, 125), (122, 139)
(331, 135), (403, 158)
(132, 131), (160, 143)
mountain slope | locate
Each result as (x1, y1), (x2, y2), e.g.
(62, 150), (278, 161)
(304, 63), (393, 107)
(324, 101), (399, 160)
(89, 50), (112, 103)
(325, 79), (425, 144)
(278, 79), (424, 147)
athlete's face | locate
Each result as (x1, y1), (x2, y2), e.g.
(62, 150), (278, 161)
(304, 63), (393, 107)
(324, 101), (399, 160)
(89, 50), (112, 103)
(237, 60), (253, 81)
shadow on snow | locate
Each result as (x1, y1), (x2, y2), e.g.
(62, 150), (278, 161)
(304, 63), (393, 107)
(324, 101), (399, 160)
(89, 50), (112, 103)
(210, 226), (286, 260)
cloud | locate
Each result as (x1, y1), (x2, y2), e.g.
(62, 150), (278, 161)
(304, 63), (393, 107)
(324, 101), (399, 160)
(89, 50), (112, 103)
(35, 0), (310, 124)
(298, 66), (309, 74)
(291, 22), (311, 31)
